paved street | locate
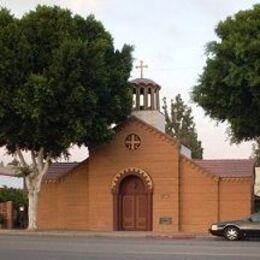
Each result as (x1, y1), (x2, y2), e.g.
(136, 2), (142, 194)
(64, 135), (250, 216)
(0, 235), (260, 260)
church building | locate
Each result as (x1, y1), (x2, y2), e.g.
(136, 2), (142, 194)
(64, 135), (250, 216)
(38, 76), (255, 233)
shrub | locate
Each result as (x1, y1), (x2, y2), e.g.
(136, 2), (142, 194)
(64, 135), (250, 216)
(0, 186), (28, 207)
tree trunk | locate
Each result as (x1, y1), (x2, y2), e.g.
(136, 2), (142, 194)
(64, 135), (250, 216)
(26, 172), (44, 231)
(27, 188), (40, 230)
(16, 147), (50, 231)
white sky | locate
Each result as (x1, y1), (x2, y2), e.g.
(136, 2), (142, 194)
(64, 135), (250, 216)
(0, 176), (23, 188)
(0, 0), (258, 162)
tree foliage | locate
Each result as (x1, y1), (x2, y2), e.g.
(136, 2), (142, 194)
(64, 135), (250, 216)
(0, 5), (133, 156)
(162, 95), (203, 159)
(0, 186), (28, 207)
(192, 4), (260, 142)
(0, 5), (133, 230)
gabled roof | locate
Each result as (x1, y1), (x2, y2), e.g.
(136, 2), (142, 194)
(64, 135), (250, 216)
(42, 117), (255, 182)
(44, 116), (180, 182)
(43, 162), (79, 181)
(115, 115), (180, 148)
(194, 159), (255, 178)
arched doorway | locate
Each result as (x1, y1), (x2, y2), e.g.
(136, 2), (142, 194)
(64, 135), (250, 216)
(112, 168), (153, 231)
(120, 176), (148, 231)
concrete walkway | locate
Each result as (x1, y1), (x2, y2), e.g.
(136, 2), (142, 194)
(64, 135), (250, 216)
(0, 229), (213, 239)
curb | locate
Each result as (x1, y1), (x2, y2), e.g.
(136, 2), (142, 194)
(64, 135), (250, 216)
(0, 230), (214, 240)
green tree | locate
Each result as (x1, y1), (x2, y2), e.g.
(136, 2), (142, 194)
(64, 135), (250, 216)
(192, 4), (260, 142)
(162, 95), (203, 159)
(0, 6), (133, 230)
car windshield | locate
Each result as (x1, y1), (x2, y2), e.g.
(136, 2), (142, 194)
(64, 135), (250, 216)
(249, 213), (260, 222)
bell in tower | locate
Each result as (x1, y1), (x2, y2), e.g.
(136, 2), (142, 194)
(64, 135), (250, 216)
(130, 61), (165, 133)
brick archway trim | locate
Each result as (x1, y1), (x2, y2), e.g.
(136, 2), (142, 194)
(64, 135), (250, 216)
(111, 167), (153, 194)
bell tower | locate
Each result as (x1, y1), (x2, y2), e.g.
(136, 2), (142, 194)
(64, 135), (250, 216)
(132, 78), (161, 111)
(130, 61), (165, 133)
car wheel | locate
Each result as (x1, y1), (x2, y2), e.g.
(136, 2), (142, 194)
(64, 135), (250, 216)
(224, 226), (241, 241)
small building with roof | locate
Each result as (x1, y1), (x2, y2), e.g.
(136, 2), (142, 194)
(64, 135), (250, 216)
(38, 76), (255, 233)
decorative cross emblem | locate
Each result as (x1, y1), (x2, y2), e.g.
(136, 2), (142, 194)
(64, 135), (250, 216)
(125, 134), (141, 150)
(135, 60), (148, 78)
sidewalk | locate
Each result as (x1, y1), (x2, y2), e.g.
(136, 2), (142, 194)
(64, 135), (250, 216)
(0, 229), (213, 240)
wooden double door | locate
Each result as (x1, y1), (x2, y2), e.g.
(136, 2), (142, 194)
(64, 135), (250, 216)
(119, 176), (149, 231)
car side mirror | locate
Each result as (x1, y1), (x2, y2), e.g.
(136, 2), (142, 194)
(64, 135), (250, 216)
(248, 217), (253, 222)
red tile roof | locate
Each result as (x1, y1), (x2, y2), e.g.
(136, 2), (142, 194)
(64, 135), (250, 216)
(43, 162), (79, 181)
(43, 159), (255, 182)
(194, 159), (255, 178)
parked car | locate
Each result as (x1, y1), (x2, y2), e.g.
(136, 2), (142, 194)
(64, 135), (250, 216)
(209, 213), (260, 241)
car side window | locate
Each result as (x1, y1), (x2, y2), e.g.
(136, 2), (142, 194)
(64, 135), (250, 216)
(250, 214), (260, 222)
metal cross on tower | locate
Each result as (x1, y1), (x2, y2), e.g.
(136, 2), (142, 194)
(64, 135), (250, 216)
(135, 60), (148, 78)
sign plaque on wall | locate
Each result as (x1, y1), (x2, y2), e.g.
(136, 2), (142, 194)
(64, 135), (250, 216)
(159, 217), (172, 225)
